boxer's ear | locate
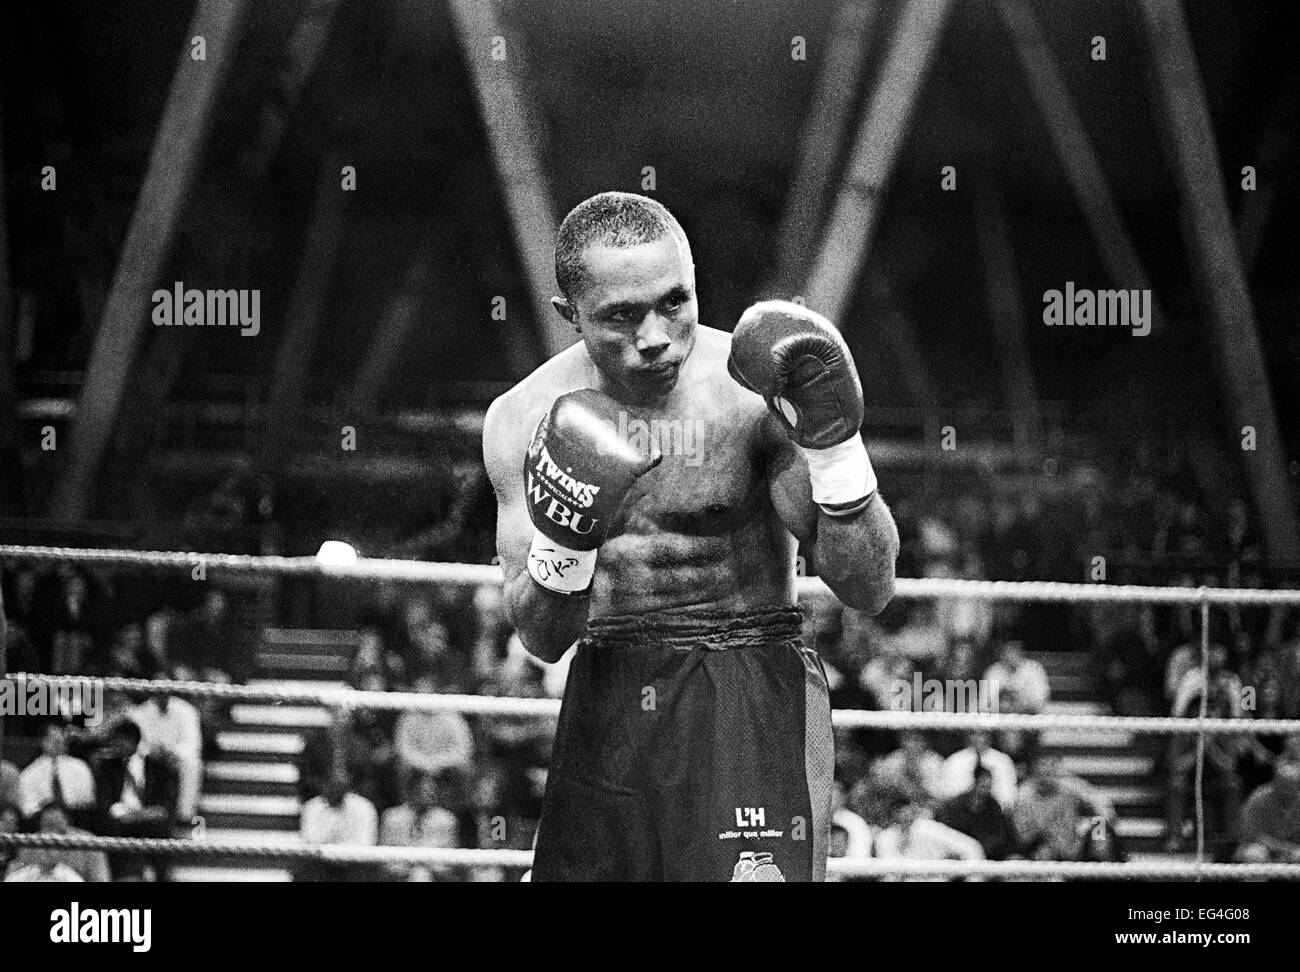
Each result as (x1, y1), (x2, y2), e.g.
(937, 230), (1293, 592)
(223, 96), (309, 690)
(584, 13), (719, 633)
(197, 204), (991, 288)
(552, 296), (579, 332)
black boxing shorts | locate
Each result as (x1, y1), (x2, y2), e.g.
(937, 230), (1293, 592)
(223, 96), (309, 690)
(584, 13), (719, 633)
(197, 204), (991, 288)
(530, 606), (834, 882)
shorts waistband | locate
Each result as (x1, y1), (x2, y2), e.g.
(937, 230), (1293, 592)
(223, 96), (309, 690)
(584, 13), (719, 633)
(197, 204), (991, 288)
(581, 606), (804, 650)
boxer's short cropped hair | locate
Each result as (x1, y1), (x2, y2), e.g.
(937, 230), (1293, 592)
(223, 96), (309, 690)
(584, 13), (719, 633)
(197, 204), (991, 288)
(554, 191), (688, 300)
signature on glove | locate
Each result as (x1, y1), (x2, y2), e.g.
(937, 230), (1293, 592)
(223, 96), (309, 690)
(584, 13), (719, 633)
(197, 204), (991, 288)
(530, 549), (580, 581)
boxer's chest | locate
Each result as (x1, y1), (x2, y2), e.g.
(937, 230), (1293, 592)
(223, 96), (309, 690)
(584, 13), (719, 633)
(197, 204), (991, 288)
(606, 397), (769, 536)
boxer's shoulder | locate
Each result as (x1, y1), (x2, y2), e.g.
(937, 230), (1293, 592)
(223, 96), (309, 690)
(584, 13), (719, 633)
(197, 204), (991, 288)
(690, 325), (786, 445)
(482, 344), (591, 472)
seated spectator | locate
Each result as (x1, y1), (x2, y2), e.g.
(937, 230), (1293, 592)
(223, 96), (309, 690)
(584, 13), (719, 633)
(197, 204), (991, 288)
(1166, 645), (1244, 852)
(350, 625), (407, 692)
(103, 622), (152, 679)
(985, 640), (1050, 714)
(298, 708), (400, 813)
(394, 675), (475, 781)
(8, 802), (110, 883)
(298, 770), (378, 882)
(379, 771), (459, 881)
(480, 643), (554, 812)
(827, 780), (873, 881)
(935, 554), (994, 648)
(29, 567), (108, 674)
(864, 730), (945, 817)
(19, 723), (96, 824)
(0, 801), (19, 878)
(879, 603), (946, 668)
(872, 788), (984, 880)
(129, 684), (203, 823)
(1164, 637), (1200, 706)
(0, 759), (21, 810)
(1078, 815), (1129, 864)
(168, 589), (251, 683)
(1013, 756), (1113, 861)
(408, 615), (470, 692)
(1235, 756), (1300, 863)
(89, 720), (180, 880)
(984, 640), (1049, 768)
(859, 648), (915, 713)
(940, 730), (1017, 809)
(935, 765), (1019, 860)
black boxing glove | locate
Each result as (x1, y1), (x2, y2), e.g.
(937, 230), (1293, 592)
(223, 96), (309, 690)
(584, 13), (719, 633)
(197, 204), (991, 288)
(729, 300), (876, 514)
(524, 389), (660, 594)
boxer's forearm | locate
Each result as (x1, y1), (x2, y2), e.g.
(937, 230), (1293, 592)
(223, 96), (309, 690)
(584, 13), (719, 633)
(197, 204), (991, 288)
(503, 570), (590, 664)
(810, 493), (898, 614)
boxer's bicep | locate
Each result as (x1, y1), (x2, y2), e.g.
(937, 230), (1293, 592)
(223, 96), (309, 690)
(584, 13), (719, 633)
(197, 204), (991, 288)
(482, 398), (532, 585)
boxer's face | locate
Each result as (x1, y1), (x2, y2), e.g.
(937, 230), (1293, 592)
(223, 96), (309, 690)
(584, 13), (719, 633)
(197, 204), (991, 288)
(558, 233), (698, 403)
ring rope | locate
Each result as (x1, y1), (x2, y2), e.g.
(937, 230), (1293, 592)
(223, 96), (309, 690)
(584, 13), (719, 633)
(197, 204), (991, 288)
(3, 545), (1299, 605)
(8, 672), (1300, 734)
(0, 832), (1296, 880)
(4, 544), (1298, 881)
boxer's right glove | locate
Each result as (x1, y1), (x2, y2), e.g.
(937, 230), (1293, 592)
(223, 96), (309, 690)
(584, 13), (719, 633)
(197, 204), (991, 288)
(523, 389), (659, 595)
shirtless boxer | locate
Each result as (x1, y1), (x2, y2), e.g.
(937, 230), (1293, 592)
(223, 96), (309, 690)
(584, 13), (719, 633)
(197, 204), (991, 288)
(483, 192), (898, 881)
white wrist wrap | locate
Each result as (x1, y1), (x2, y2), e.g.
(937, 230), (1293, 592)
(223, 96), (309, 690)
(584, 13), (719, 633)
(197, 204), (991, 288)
(527, 531), (598, 595)
(799, 436), (877, 507)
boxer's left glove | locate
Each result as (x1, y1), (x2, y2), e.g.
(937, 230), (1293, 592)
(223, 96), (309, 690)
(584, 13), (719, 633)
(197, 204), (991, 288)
(524, 389), (660, 595)
(728, 300), (877, 516)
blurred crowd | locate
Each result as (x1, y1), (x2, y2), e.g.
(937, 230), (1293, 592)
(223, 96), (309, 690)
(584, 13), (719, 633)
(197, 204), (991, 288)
(3, 440), (1300, 880)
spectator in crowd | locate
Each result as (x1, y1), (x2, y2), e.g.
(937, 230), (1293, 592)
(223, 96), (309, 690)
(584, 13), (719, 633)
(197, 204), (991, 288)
(827, 780), (873, 881)
(940, 730), (1018, 809)
(7, 802), (110, 882)
(1166, 644), (1244, 852)
(1276, 618), (1300, 720)
(0, 759), (20, 810)
(935, 764), (1019, 860)
(394, 675), (475, 782)
(864, 730), (945, 817)
(859, 647), (916, 714)
(984, 639), (1050, 768)
(379, 770), (459, 881)
(1234, 755), (1300, 864)
(102, 622), (151, 679)
(985, 640), (1050, 715)
(90, 719), (180, 880)
(1095, 604), (1163, 715)
(19, 723), (96, 823)
(350, 624), (406, 692)
(933, 555), (994, 648)
(1237, 676), (1292, 795)
(470, 583), (515, 682)
(872, 788), (985, 879)
(0, 801), (19, 878)
(29, 567), (108, 674)
(168, 588), (250, 683)
(879, 602), (946, 669)
(408, 614), (470, 692)
(298, 707), (401, 813)
(298, 769), (378, 882)
(1078, 815), (1129, 864)
(129, 683), (203, 823)
(478, 646), (552, 827)
(1013, 756), (1113, 862)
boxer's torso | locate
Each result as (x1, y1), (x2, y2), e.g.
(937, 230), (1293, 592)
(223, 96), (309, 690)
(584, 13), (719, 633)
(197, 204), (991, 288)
(498, 325), (798, 617)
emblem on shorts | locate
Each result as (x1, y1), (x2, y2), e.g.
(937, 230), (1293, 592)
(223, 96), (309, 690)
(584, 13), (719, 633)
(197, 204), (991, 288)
(730, 851), (785, 882)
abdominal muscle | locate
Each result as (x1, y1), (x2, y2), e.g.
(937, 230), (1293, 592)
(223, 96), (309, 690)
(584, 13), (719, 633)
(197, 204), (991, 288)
(588, 517), (798, 618)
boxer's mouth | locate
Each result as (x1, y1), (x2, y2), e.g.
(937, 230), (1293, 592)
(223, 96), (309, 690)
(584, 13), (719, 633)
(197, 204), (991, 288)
(634, 361), (680, 380)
